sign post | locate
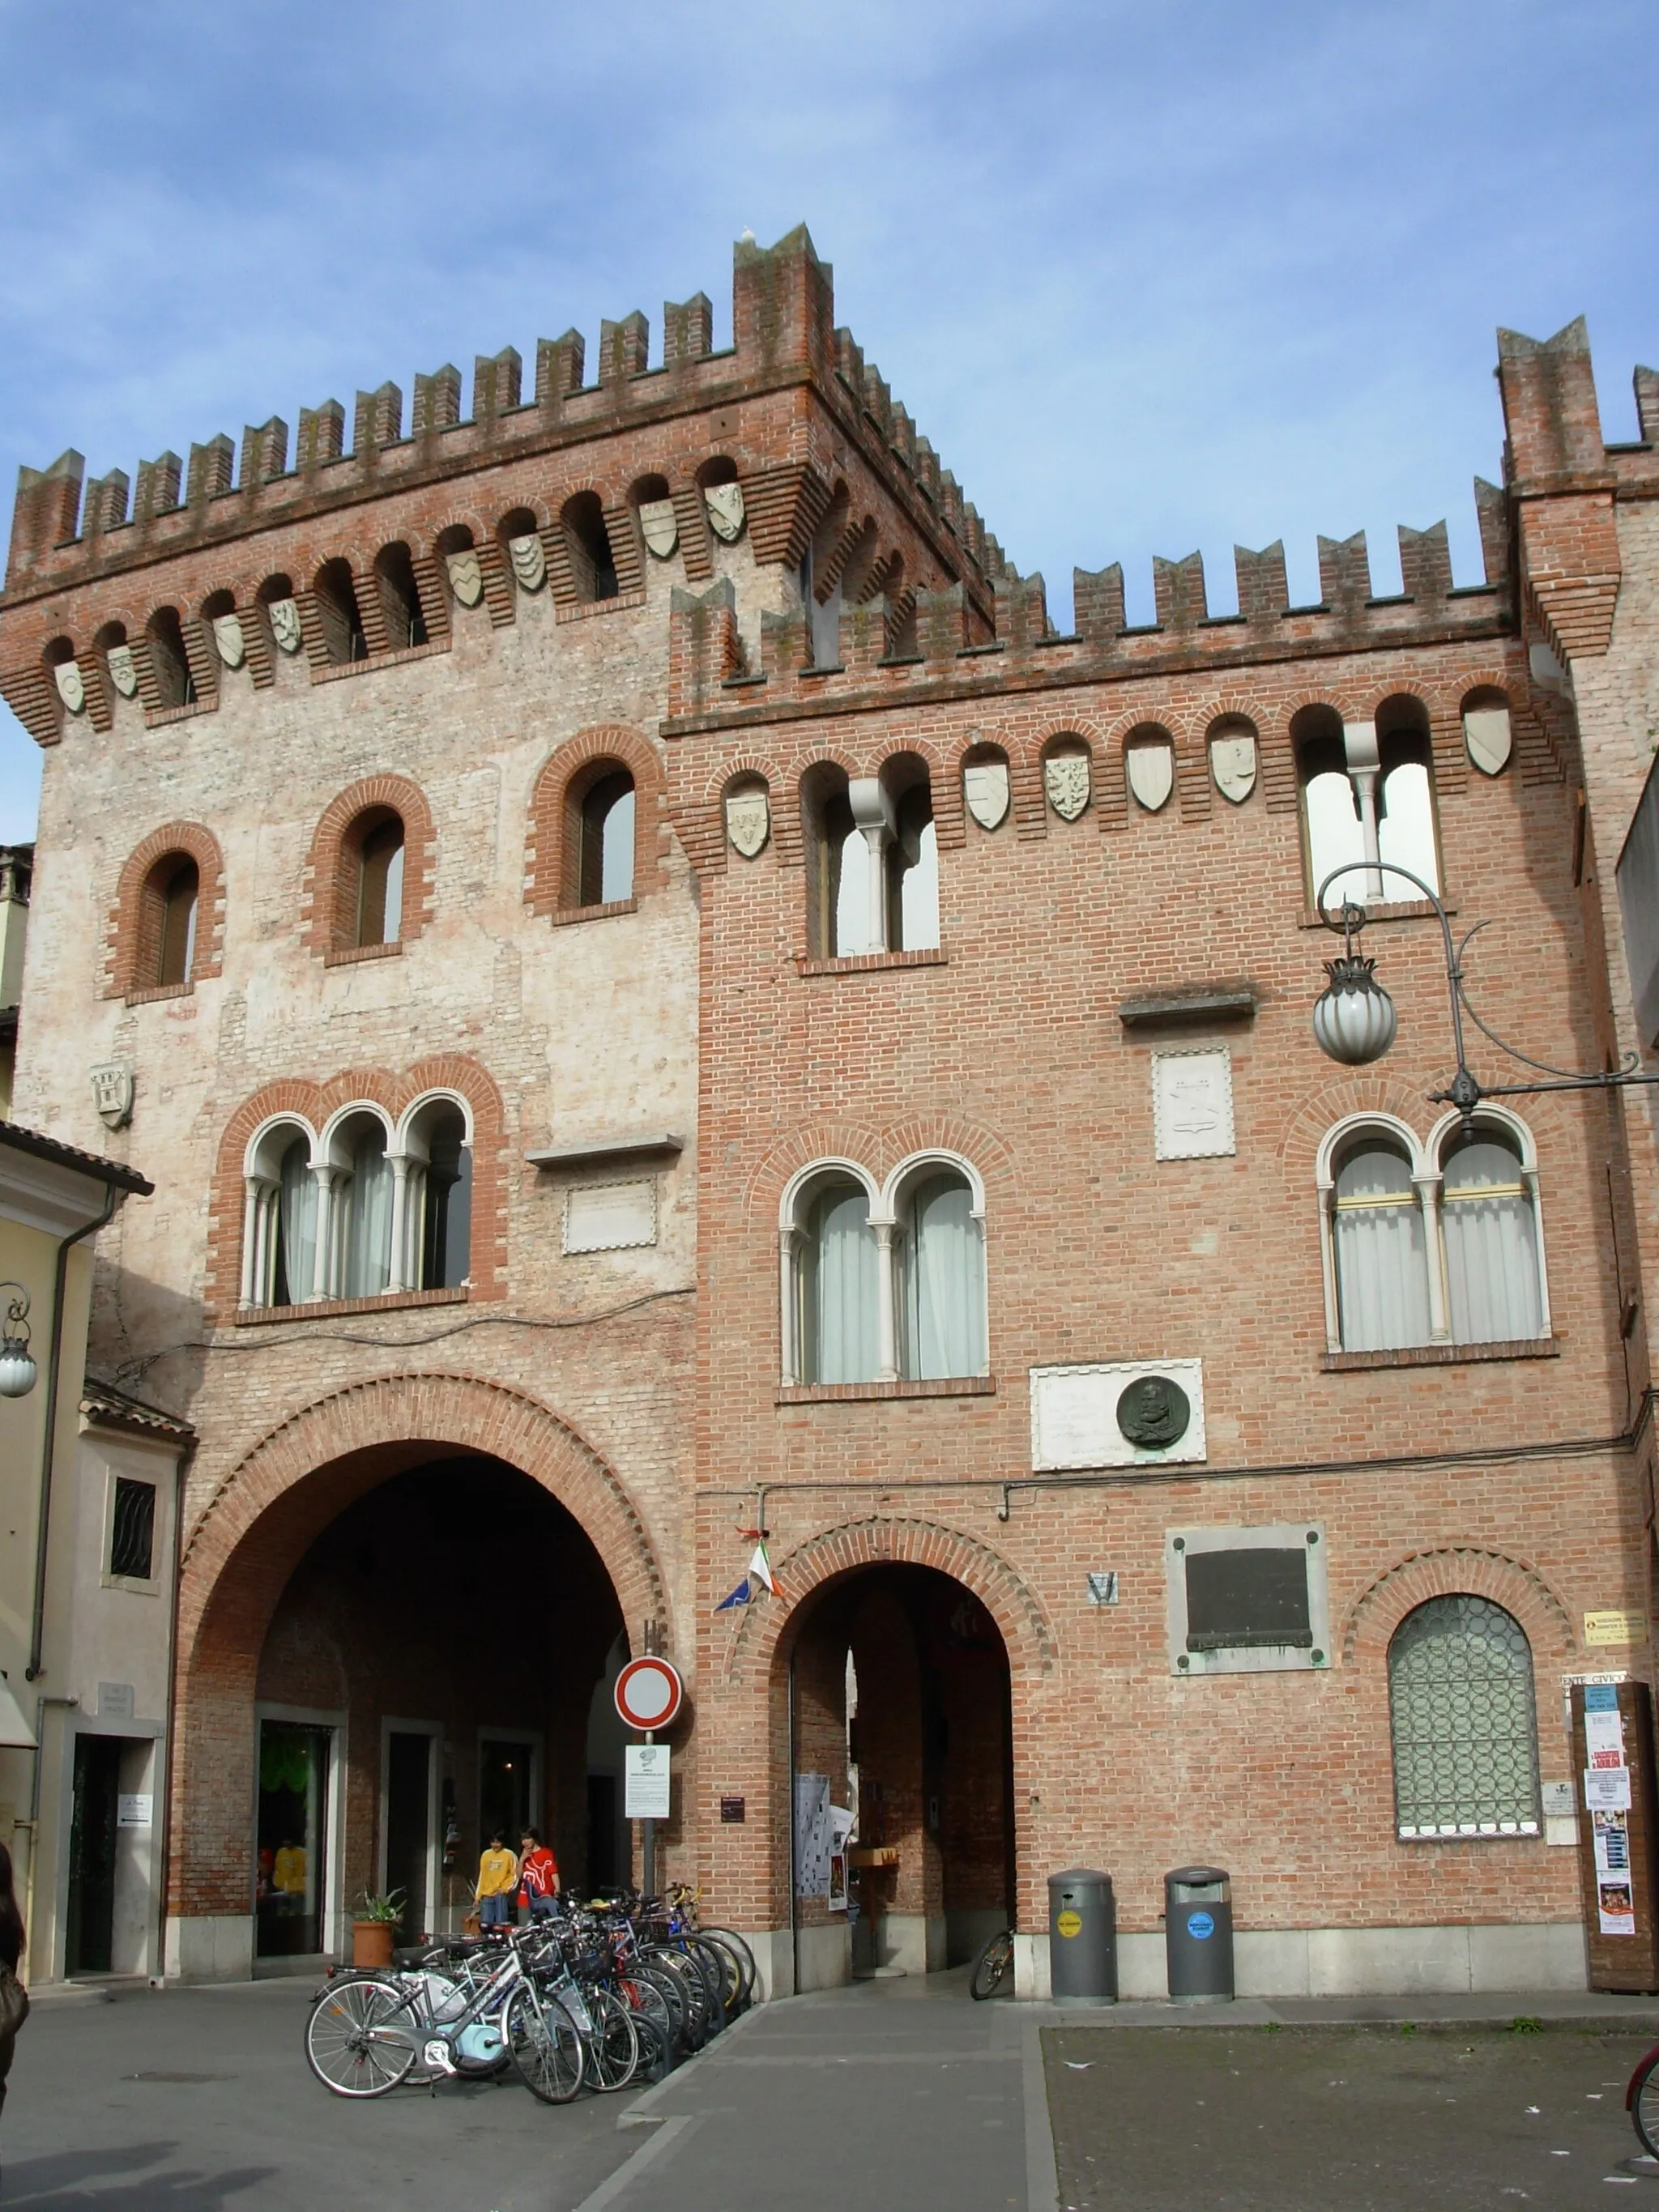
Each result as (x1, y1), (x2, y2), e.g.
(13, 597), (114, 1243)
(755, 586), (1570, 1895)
(616, 1656), (683, 1897)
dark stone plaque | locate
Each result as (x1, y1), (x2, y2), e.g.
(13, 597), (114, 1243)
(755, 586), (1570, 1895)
(1116, 1374), (1191, 1449)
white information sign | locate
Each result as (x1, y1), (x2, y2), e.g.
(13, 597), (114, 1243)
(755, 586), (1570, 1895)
(1584, 1767), (1633, 1813)
(625, 1744), (672, 1821)
(117, 1794), (152, 1830)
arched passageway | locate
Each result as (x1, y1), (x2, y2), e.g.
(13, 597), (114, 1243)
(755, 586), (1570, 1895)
(168, 1379), (666, 1980)
(784, 1564), (1014, 1986)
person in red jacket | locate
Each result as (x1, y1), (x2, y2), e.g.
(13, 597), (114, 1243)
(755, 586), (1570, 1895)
(517, 1829), (561, 1920)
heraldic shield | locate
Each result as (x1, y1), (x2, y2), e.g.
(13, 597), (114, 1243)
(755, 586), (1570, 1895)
(725, 788), (770, 858)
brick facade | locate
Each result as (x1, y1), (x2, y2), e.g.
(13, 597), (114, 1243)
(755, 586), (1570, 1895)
(3, 227), (1657, 1994)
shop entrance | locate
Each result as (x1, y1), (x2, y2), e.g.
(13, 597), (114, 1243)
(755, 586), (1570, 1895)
(250, 1451), (626, 1956)
(787, 1564), (1015, 1982)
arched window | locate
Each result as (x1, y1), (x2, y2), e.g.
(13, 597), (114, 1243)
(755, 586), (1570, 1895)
(334, 1114), (395, 1299)
(272, 1132), (318, 1305)
(374, 543), (428, 651)
(1333, 1138), (1431, 1352)
(884, 757), (937, 953)
(313, 559), (369, 664)
(896, 1170), (986, 1379)
(578, 771), (635, 906)
(798, 1178), (880, 1385)
(401, 1097), (473, 1292)
(150, 857), (199, 987)
(1298, 701), (1441, 906)
(147, 607), (197, 708)
(1388, 1596), (1540, 1838)
(800, 485), (849, 669)
(801, 765), (860, 959)
(346, 810), (405, 948)
(1439, 1126), (1544, 1344)
(561, 493), (618, 603)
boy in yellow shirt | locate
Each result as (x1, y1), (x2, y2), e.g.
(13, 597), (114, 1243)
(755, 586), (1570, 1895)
(475, 1831), (518, 1928)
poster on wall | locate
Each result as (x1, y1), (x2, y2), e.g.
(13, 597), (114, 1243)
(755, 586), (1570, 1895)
(827, 1806), (854, 1912)
(1600, 1880), (1637, 1937)
(1585, 1767), (1633, 1813)
(794, 1772), (833, 1899)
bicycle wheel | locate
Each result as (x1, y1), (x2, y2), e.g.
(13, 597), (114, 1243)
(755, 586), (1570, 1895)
(694, 1935), (746, 2022)
(635, 1958), (690, 2051)
(305, 1978), (418, 2097)
(506, 1983), (586, 2104)
(970, 1929), (1015, 2001)
(586, 1987), (642, 2092)
(1632, 2046), (1659, 2159)
(699, 1926), (757, 2005)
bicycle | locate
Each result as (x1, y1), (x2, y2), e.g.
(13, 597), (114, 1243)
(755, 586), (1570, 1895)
(306, 1925), (583, 2103)
(970, 1928), (1015, 2001)
(1627, 2036), (1659, 2157)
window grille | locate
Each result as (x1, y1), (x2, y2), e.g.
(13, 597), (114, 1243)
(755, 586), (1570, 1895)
(1388, 1595), (1539, 1837)
(109, 1477), (156, 1581)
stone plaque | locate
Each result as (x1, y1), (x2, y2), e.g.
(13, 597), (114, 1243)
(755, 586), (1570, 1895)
(1464, 706), (1513, 776)
(268, 597), (304, 654)
(639, 499), (679, 558)
(106, 644), (139, 697)
(507, 533), (546, 593)
(1030, 1358), (1206, 1470)
(1043, 752), (1090, 821)
(446, 551), (484, 607)
(964, 760), (1010, 830)
(212, 613), (246, 668)
(1117, 1373), (1191, 1449)
(725, 789), (770, 858)
(1210, 732), (1257, 804)
(564, 1178), (656, 1255)
(91, 1061), (134, 1129)
(53, 660), (85, 714)
(1152, 1047), (1235, 1161)
(1128, 740), (1175, 812)
(97, 1680), (134, 1719)
(705, 481), (746, 543)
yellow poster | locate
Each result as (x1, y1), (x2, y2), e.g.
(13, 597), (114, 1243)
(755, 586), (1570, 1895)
(1584, 1612), (1645, 1647)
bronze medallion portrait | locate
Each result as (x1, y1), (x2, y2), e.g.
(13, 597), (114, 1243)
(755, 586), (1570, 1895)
(1116, 1374), (1191, 1449)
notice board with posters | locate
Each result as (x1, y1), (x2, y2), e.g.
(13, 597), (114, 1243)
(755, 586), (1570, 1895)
(1572, 1678), (1659, 1991)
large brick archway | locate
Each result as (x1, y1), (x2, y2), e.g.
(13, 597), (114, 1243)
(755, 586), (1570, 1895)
(168, 1371), (667, 1958)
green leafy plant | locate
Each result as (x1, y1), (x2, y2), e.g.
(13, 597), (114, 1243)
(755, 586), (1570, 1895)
(354, 1888), (407, 1925)
(1509, 2014), (1545, 2035)
(1400, 2022), (1417, 2036)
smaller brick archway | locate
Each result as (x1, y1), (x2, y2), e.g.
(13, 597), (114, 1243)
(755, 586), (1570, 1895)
(167, 1372), (667, 1976)
(717, 1518), (1052, 1988)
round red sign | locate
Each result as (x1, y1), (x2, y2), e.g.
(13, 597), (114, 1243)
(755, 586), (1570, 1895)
(614, 1655), (684, 1732)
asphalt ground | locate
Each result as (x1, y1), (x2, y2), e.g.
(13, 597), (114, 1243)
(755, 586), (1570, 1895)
(1042, 2022), (1659, 2211)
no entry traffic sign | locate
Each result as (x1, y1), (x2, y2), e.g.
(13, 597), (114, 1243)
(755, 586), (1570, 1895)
(614, 1654), (684, 1733)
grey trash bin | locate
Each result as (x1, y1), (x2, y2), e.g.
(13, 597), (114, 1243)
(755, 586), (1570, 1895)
(1048, 1869), (1117, 2005)
(1165, 1866), (1233, 2002)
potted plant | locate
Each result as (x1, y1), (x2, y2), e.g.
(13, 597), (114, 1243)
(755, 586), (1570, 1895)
(351, 1889), (407, 1969)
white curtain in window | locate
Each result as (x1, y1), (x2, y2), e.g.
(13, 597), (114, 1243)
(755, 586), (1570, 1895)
(834, 829), (875, 956)
(899, 1174), (983, 1378)
(341, 1124), (394, 1298)
(601, 787), (635, 903)
(1334, 1147), (1431, 1350)
(899, 820), (939, 951)
(382, 841), (405, 941)
(1304, 769), (1366, 902)
(802, 1184), (879, 1383)
(278, 1140), (317, 1304)
(1442, 1140), (1542, 1343)
(1378, 760), (1440, 897)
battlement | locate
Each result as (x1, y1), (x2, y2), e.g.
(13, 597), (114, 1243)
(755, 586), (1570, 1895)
(665, 487), (1515, 725)
(2, 225), (994, 607)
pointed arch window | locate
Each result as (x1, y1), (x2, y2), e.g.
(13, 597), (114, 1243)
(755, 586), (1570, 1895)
(1388, 1595), (1540, 1837)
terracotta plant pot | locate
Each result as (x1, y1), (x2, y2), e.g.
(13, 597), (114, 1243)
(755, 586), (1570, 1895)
(352, 1918), (396, 1970)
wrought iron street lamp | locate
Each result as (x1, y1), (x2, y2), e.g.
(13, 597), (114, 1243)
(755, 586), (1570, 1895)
(0, 1283), (36, 1399)
(1311, 862), (1659, 1127)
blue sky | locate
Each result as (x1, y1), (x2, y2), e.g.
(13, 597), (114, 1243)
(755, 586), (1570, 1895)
(1, 0), (1653, 842)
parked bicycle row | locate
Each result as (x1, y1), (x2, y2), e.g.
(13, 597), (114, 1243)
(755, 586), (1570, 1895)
(305, 1886), (755, 2103)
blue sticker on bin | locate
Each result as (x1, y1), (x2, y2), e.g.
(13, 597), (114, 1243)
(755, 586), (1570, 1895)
(1584, 1684), (1620, 1711)
(1187, 1911), (1215, 1939)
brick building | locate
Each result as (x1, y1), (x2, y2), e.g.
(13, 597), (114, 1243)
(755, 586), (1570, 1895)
(1, 228), (1656, 1996)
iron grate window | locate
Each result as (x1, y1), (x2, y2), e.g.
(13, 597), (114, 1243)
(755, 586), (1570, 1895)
(109, 1477), (156, 1581)
(1388, 1594), (1539, 1838)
